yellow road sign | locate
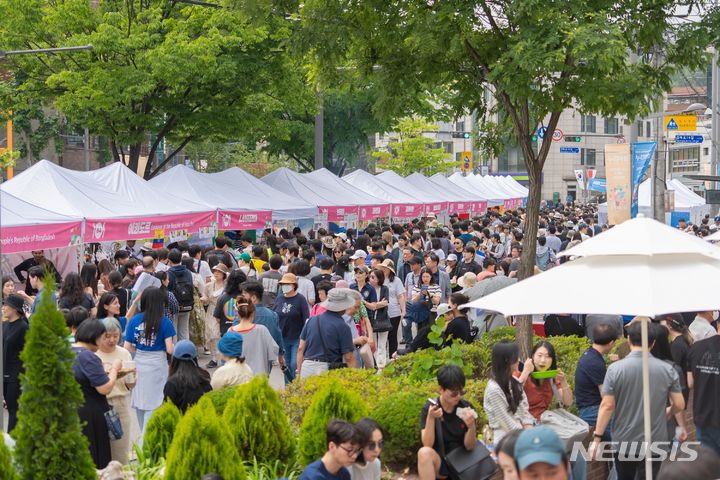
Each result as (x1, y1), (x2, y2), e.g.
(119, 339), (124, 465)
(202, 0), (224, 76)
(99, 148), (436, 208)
(664, 113), (696, 131)
(460, 151), (472, 171)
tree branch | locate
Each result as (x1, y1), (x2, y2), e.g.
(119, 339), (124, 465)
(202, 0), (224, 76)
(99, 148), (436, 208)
(478, 0), (506, 40)
(147, 135), (194, 179)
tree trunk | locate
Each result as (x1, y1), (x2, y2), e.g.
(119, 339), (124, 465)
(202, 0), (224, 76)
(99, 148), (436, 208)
(125, 143), (142, 176)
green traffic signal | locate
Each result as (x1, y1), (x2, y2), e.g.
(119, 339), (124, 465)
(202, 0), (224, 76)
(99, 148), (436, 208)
(531, 135), (538, 142)
(564, 136), (581, 142)
(463, 132), (470, 139)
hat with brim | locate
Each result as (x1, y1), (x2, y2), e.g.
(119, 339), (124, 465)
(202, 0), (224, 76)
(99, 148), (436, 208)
(379, 258), (395, 274)
(173, 340), (198, 360)
(3, 294), (25, 315)
(212, 263), (230, 275)
(218, 331), (244, 357)
(458, 272), (477, 289)
(515, 426), (565, 471)
(350, 249), (368, 260)
(141, 242), (153, 252)
(447, 253), (458, 262)
(278, 273), (298, 285)
(334, 232), (348, 241)
(354, 264), (370, 274)
(436, 303), (451, 316)
(321, 288), (357, 312)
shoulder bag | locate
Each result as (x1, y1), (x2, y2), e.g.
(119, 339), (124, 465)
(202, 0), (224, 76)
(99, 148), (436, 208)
(104, 408), (124, 440)
(315, 316), (346, 370)
(370, 285), (392, 332)
(434, 412), (496, 480)
(539, 381), (589, 450)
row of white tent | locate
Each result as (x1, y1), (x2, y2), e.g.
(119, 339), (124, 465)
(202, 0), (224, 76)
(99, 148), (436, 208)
(0, 160), (528, 253)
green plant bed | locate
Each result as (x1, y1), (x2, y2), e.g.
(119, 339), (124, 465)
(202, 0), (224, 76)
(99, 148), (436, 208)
(203, 384), (246, 415)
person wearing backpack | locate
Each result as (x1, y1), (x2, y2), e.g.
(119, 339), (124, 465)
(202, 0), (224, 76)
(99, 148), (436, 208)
(167, 248), (194, 341)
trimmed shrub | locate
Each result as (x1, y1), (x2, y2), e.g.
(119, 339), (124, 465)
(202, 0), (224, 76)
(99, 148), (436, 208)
(0, 437), (17, 480)
(13, 277), (96, 479)
(370, 384), (435, 467)
(165, 396), (245, 480)
(142, 400), (182, 463)
(463, 378), (489, 428)
(224, 376), (295, 463)
(203, 384), (245, 415)
(297, 379), (369, 466)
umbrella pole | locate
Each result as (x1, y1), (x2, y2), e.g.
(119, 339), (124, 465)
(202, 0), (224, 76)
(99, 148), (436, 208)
(641, 317), (653, 480)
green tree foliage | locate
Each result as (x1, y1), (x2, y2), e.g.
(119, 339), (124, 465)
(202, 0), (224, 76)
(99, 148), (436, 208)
(372, 118), (451, 176)
(0, 0), (314, 178)
(0, 436), (17, 480)
(164, 396), (245, 480)
(223, 376), (295, 463)
(297, 379), (368, 466)
(142, 400), (182, 464)
(13, 276), (96, 480)
(296, 0), (711, 354)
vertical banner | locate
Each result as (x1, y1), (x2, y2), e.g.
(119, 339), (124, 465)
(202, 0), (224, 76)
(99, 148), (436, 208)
(630, 142), (657, 218)
(574, 169), (586, 190)
(605, 144), (632, 225)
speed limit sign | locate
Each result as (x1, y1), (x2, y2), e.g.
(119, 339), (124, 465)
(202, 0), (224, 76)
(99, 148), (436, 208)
(552, 129), (564, 142)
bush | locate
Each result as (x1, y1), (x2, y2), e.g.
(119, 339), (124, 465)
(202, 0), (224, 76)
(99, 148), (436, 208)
(142, 400), (182, 463)
(297, 379), (369, 466)
(0, 437), (17, 480)
(244, 458), (302, 480)
(203, 384), (245, 415)
(164, 396), (245, 480)
(224, 376), (295, 463)
(13, 276), (96, 479)
(370, 384), (435, 468)
(546, 335), (590, 391)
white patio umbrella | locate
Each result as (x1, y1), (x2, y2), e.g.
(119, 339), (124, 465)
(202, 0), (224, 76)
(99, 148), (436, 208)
(464, 216), (720, 480)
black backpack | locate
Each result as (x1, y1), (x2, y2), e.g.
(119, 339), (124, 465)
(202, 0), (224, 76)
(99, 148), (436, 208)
(172, 271), (194, 311)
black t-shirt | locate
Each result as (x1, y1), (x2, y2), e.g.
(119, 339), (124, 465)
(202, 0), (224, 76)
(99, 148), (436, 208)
(111, 287), (131, 317)
(419, 398), (474, 454)
(58, 293), (95, 311)
(687, 336), (720, 428)
(544, 314), (585, 337)
(444, 316), (472, 346)
(311, 273), (333, 298)
(3, 319), (28, 380)
(670, 335), (691, 374)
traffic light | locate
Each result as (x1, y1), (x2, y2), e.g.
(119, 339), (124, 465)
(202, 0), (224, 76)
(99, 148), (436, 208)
(452, 132), (471, 139)
(531, 135), (538, 142)
(564, 136), (581, 142)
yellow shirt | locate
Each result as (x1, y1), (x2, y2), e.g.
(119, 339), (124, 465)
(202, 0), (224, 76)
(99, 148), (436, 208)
(211, 359), (254, 390)
(96, 346), (133, 399)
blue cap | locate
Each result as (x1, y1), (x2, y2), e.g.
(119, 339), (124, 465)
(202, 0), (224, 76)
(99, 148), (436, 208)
(173, 340), (197, 360)
(514, 426), (565, 471)
(218, 331), (244, 357)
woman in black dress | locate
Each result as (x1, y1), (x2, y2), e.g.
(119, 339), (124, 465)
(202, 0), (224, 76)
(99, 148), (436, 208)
(2, 294), (29, 432)
(72, 319), (123, 469)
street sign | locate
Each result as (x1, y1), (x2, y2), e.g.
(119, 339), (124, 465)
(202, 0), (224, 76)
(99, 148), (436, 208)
(480, 165), (489, 176)
(460, 151), (473, 171)
(552, 129), (564, 142)
(559, 147), (579, 153)
(664, 114), (696, 131)
(538, 127), (547, 139)
(675, 135), (704, 144)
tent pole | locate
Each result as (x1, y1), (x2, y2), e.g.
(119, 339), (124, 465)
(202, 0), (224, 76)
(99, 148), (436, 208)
(641, 316), (652, 480)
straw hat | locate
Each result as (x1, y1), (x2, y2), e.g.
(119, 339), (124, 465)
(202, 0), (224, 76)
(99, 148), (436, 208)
(278, 273), (298, 285)
(378, 258), (396, 274)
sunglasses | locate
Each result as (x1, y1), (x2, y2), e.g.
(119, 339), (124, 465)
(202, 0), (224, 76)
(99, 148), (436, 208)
(448, 389), (466, 398)
(367, 440), (385, 451)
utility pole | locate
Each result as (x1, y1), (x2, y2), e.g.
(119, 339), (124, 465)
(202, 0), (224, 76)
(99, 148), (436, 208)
(712, 47), (719, 191)
(651, 49), (667, 222)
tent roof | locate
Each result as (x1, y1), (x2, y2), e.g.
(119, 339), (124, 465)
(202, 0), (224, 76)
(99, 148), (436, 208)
(375, 171), (447, 203)
(500, 176), (529, 196)
(466, 174), (519, 200)
(448, 173), (504, 204)
(485, 175), (527, 198)
(304, 168), (388, 207)
(429, 173), (488, 201)
(1, 189), (81, 227)
(343, 169), (423, 204)
(405, 173), (487, 202)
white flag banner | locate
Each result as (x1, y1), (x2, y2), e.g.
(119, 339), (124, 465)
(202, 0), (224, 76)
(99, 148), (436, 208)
(574, 169), (586, 190)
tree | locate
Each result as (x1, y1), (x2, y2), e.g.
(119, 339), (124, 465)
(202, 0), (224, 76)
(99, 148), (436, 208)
(0, 436), (17, 480)
(223, 376), (295, 463)
(13, 276), (96, 480)
(0, 0), (314, 178)
(297, 379), (368, 466)
(295, 0), (710, 355)
(164, 396), (245, 480)
(372, 118), (452, 176)
(142, 400), (182, 464)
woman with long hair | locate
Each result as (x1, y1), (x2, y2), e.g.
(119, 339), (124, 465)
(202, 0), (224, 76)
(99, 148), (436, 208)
(181, 256), (206, 348)
(228, 301), (279, 376)
(366, 269), (390, 369)
(211, 331), (253, 390)
(201, 264), (228, 368)
(2, 275), (15, 299)
(123, 287), (175, 442)
(59, 272), (96, 316)
(153, 270), (180, 322)
(2, 294), (28, 432)
(96, 292), (125, 332)
(163, 340), (211, 413)
(651, 322), (690, 441)
(80, 262), (99, 301)
(377, 260), (405, 357)
(660, 313), (694, 384)
(108, 271), (130, 318)
(519, 341), (573, 421)
(121, 259), (139, 289)
(409, 268), (441, 329)
(97, 259), (114, 294)
(95, 317), (134, 464)
(212, 269), (248, 343)
(351, 418), (384, 480)
(483, 340), (534, 443)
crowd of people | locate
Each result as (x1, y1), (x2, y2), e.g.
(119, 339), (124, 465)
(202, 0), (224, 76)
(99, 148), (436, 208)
(1, 202), (719, 479)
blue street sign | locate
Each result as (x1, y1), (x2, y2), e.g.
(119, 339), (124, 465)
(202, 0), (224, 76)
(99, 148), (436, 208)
(538, 127), (546, 139)
(559, 147), (579, 153)
(666, 118), (678, 130)
(675, 135), (704, 144)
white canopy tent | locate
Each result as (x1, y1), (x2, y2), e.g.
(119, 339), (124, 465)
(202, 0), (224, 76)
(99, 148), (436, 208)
(448, 172), (504, 206)
(303, 168), (390, 221)
(405, 172), (487, 215)
(499, 175), (530, 197)
(376, 170), (448, 215)
(342, 169), (425, 219)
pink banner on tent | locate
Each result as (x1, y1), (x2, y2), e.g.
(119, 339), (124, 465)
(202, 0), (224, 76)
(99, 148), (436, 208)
(449, 202), (476, 214)
(359, 205), (390, 221)
(390, 203), (424, 219)
(218, 210), (272, 230)
(319, 206), (359, 222)
(85, 211), (216, 242)
(1, 222), (83, 254)
(503, 198), (523, 210)
(424, 202), (448, 214)
(473, 201), (488, 215)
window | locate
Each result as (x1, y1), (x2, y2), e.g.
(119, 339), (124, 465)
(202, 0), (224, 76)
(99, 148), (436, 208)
(637, 121), (644, 137)
(567, 185), (577, 201)
(604, 117), (619, 135)
(646, 121), (652, 137)
(704, 147), (710, 156)
(581, 115), (596, 133)
(455, 120), (465, 132)
(581, 148), (596, 166)
(670, 147), (700, 173)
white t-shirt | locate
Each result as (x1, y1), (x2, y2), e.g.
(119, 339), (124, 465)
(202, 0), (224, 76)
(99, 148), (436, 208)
(385, 277), (405, 318)
(297, 277), (316, 306)
(350, 459), (381, 480)
(194, 259), (212, 282)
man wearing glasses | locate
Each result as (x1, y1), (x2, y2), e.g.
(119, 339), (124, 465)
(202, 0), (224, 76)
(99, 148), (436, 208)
(299, 419), (364, 480)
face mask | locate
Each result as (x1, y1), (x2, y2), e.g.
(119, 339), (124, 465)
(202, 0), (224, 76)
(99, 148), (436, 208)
(713, 311), (719, 321)
(281, 285), (293, 294)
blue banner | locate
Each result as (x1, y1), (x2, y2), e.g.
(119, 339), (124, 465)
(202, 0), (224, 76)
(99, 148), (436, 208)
(631, 142), (656, 218)
(587, 178), (607, 193)
(670, 212), (690, 228)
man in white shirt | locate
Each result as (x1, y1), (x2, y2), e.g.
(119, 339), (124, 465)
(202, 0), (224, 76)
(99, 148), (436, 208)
(690, 311), (718, 342)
